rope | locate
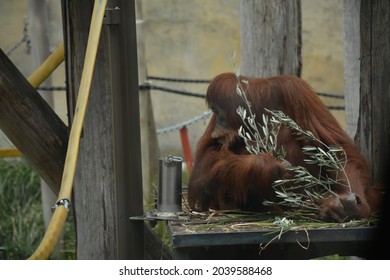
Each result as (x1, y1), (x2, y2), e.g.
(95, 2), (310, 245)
(38, 83), (346, 111)
(327, 105), (345, 110)
(146, 76), (345, 100)
(157, 111), (212, 135)
(317, 92), (344, 99)
(140, 83), (206, 98)
(147, 75), (210, 83)
(38, 86), (67, 91)
(34, 83), (345, 135)
(156, 102), (344, 135)
(36, 84), (346, 104)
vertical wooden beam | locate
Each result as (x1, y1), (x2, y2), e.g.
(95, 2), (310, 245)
(343, 0), (361, 138)
(358, 0), (390, 258)
(62, 0), (143, 259)
(240, 0), (302, 77)
(358, 0), (390, 184)
(62, 0), (117, 259)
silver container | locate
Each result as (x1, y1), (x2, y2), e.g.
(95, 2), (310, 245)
(157, 155), (183, 213)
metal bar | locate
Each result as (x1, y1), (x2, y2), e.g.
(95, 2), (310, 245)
(0, 148), (21, 158)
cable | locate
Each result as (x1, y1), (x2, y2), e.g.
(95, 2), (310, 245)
(147, 75), (210, 83)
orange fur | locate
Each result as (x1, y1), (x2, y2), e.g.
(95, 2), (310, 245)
(188, 72), (383, 221)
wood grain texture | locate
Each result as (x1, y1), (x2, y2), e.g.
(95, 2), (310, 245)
(63, 0), (144, 259)
(0, 49), (68, 194)
(240, 0), (302, 77)
(343, 0), (361, 138)
(63, 0), (117, 259)
(358, 0), (390, 184)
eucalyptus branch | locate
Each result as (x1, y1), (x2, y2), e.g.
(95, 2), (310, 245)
(234, 86), (351, 212)
(230, 55), (351, 213)
(235, 79), (285, 158)
(266, 109), (351, 193)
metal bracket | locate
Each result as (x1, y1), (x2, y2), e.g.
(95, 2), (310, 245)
(104, 7), (120, 25)
(51, 199), (71, 212)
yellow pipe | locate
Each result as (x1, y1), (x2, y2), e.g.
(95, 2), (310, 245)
(28, 0), (108, 260)
(26, 206), (68, 260)
(27, 43), (64, 89)
(0, 148), (21, 158)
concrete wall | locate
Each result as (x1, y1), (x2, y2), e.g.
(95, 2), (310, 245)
(142, 0), (345, 156)
(0, 0), (345, 158)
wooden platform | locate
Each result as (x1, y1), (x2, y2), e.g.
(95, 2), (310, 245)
(167, 212), (378, 260)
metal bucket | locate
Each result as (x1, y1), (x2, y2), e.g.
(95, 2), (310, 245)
(157, 155), (183, 214)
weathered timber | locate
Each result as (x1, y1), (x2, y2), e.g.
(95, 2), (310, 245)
(62, 0), (143, 259)
(240, 0), (302, 77)
(358, 0), (390, 184)
(358, 0), (390, 257)
(343, 0), (361, 138)
(62, 0), (117, 259)
(0, 49), (68, 194)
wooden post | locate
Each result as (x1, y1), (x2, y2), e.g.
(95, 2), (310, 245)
(62, 0), (143, 259)
(358, 0), (390, 257)
(343, 0), (361, 138)
(240, 0), (302, 77)
(357, 0), (390, 184)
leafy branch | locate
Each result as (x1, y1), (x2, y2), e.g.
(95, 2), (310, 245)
(236, 81), (286, 159)
(234, 76), (351, 212)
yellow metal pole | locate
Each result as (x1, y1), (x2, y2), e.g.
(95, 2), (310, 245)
(0, 148), (21, 158)
(28, 0), (108, 260)
(27, 43), (64, 89)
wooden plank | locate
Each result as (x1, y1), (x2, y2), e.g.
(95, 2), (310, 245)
(62, 0), (144, 259)
(168, 218), (377, 259)
(0, 49), (68, 194)
(62, 0), (118, 259)
(357, 2), (390, 256)
(358, 0), (390, 183)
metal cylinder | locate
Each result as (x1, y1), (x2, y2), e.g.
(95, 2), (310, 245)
(157, 155), (183, 213)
